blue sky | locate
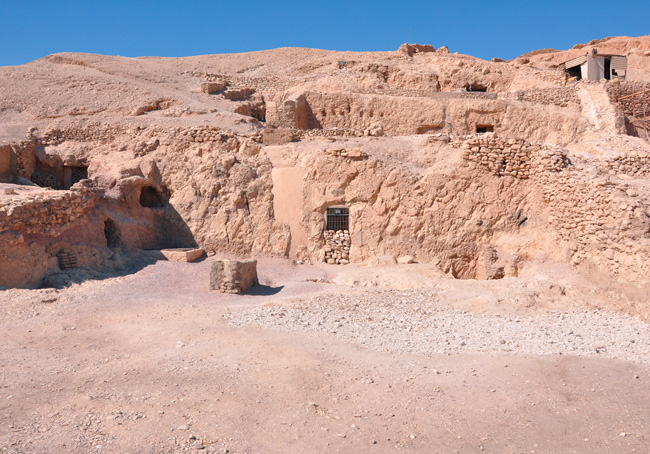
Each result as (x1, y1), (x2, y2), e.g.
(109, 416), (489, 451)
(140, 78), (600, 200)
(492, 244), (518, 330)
(0, 0), (648, 66)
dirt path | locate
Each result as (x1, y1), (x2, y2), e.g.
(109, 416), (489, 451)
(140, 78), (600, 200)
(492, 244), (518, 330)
(1, 259), (649, 453)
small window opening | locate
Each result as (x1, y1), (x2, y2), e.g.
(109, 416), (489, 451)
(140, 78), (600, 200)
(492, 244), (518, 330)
(476, 125), (494, 134)
(104, 218), (122, 249)
(326, 207), (349, 231)
(139, 186), (166, 208)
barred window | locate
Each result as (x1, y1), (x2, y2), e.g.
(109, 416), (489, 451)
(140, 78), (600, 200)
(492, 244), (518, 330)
(326, 207), (349, 231)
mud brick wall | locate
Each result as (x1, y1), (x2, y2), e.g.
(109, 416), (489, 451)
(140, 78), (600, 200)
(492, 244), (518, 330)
(210, 259), (259, 294)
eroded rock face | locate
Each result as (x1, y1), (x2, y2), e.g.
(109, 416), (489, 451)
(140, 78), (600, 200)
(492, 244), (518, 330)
(1, 38), (650, 287)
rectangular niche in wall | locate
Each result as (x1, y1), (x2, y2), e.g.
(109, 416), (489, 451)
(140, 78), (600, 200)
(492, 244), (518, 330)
(326, 207), (349, 231)
(476, 125), (494, 134)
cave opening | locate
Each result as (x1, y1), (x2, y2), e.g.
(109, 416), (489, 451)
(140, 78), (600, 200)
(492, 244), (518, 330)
(139, 186), (167, 208)
(466, 83), (488, 92)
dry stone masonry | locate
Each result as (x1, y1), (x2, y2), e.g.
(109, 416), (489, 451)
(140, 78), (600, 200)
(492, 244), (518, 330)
(0, 186), (96, 236)
(323, 230), (351, 265)
(459, 135), (569, 179)
(210, 259), (259, 294)
(605, 153), (650, 176)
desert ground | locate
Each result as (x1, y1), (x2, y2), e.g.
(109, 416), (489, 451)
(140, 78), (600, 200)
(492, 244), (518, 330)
(1, 256), (649, 453)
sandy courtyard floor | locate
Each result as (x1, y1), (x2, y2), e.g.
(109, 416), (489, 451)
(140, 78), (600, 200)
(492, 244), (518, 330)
(1, 258), (649, 453)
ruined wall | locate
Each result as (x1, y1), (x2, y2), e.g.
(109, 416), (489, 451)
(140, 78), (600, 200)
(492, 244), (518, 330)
(458, 135), (650, 282)
(604, 152), (650, 176)
(605, 81), (650, 137)
(605, 81), (650, 117)
(0, 186), (96, 236)
(0, 145), (15, 183)
(0, 184), (115, 288)
(500, 87), (581, 107)
(532, 168), (650, 281)
(457, 132), (650, 281)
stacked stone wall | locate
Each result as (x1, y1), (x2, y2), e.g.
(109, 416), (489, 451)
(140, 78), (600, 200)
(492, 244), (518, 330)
(0, 186), (96, 236)
(457, 133), (650, 281)
(40, 124), (127, 146)
(323, 230), (351, 265)
(323, 148), (368, 159)
(605, 81), (650, 117)
(532, 168), (650, 279)
(501, 87), (580, 107)
(459, 135), (568, 179)
(603, 152), (650, 176)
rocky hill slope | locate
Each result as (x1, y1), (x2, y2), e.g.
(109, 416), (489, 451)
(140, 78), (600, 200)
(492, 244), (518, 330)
(1, 35), (650, 295)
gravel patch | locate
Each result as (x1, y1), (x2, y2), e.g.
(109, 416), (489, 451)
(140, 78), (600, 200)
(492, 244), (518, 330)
(228, 288), (650, 365)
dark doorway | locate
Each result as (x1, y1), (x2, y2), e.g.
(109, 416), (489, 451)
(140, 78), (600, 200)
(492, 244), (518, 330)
(604, 58), (611, 80)
(476, 125), (494, 134)
(104, 218), (122, 249)
(63, 166), (88, 189)
(566, 65), (582, 80)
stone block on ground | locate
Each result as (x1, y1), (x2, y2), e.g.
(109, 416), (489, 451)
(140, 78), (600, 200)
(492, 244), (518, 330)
(201, 81), (227, 94)
(397, 255), (415, 264)
(368, 255), (398, 266)
(210, 259), (258, 294)
(160, 248), (205, 262)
